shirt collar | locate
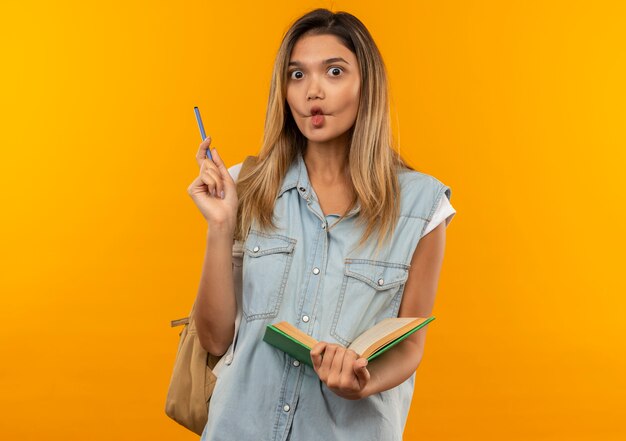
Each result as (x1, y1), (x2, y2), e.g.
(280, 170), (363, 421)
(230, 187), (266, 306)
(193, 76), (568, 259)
(277, 148), (360, 216)
(277, 149), (304, 199)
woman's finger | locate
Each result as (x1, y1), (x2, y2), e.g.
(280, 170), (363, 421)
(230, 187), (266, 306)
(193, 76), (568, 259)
(199, 170), (218, 197)
(187, 175), (205, 197)
(310, 342), (327, 372)
(353, 358), (370, 388)
(318, 344), (337, 380)
(327, 346), (346, 388)
(202, 162), (223, 197)
(340, 350), (359, 387)
(195, 136), (212, 169)
(202, 161), (221, 179)
(210, 148), (236, 187)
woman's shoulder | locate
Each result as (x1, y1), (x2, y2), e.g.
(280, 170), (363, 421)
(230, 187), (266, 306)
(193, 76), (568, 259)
(397, 167), (450, 196)
(396, 167), (453, 217)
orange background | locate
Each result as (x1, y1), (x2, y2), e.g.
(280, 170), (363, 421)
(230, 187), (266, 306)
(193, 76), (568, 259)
(1, 1), (625, 440)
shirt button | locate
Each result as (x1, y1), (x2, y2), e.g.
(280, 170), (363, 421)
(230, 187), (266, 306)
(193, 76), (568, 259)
(312, 267), (320, 275)
(283, 404), (291, 412)
(321, 223), (326, 230)
(293, 360), (300, 367)
(378, 278), (384, 286)
(253, 246), (260, 253)
(225, 355), (233, 365)
(302, 315), (310, 323)
(299, 186), (306, 192)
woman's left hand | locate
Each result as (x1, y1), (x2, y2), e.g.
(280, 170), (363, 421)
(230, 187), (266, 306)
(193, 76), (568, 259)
(310, 341), (371, 400)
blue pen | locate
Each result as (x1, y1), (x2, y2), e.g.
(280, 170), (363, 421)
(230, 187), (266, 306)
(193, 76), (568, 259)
(194, 106), (212, 160)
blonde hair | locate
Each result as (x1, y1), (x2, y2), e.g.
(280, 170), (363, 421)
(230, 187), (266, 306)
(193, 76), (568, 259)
(235, 8), (413, 255)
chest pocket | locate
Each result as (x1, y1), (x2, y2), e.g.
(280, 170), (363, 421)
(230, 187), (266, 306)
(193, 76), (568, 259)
(242, 229), (297, 322)
(331, 259), (410, 346)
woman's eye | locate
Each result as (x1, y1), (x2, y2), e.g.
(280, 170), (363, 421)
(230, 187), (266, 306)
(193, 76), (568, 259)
(288, 67), (343, 80)
(328, 66), (343, 77)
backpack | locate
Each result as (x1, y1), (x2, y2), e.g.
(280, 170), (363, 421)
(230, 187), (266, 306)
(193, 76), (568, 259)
(165, 155), (257, 435)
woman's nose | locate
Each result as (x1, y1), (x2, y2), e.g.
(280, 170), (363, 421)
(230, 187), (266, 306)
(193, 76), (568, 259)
(306, 76), (324, 100)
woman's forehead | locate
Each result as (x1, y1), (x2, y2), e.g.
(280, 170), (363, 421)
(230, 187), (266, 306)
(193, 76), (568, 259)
(290, 34), (356, 64)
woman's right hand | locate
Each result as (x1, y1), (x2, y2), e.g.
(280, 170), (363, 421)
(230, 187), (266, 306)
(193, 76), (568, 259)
(187, 136), (238, 232)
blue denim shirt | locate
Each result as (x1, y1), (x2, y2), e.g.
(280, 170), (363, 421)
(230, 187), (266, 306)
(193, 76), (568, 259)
(201, 149), (452, 441)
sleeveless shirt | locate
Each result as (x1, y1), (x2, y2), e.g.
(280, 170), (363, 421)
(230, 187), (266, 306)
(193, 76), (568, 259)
(201, 149), (453, 441)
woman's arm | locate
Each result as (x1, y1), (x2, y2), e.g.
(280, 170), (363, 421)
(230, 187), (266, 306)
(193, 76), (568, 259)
(362, 218), (447, 397)
(194, 224), (238, 356)
(311, 219), (447, 399)
(188, 144), (240, 356)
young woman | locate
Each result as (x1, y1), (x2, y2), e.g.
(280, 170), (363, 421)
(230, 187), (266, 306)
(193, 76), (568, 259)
(187, 8), (456, 441)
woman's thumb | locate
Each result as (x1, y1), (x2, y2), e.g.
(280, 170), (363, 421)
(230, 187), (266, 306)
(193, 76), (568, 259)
(210, 148), (235, 185)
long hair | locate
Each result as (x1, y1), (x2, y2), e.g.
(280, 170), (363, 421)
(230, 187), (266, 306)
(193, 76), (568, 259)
(235, 8), (413, 254)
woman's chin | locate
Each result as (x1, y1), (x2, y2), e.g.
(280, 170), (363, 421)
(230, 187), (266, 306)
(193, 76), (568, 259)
(303, 129), (345, 143)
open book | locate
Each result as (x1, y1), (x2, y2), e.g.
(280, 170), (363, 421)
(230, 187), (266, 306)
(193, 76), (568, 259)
(262, 316), (435, 368)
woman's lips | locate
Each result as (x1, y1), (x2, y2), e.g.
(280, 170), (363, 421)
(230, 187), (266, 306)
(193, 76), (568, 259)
(311, 114), (325, 127)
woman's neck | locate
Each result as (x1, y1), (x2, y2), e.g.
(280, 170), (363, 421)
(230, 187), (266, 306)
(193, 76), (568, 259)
(303, 141), (350, 186)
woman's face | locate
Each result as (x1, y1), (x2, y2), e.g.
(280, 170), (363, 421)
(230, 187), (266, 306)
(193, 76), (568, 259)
(286, 34), (361, 145)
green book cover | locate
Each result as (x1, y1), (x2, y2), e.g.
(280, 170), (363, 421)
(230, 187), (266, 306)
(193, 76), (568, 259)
(262, 316), (435, 368)
(263, 325), (314, 367)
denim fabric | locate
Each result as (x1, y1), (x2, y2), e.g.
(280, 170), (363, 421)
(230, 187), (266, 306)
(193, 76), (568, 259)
(201, 149), (451, 441)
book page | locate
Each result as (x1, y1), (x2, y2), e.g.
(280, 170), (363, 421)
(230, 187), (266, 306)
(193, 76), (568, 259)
(273, 321), (319, 348)
(348, 317), (424, 357)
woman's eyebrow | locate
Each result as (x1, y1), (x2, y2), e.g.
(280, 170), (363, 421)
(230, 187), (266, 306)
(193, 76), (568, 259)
(288, 57), (350, 67)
